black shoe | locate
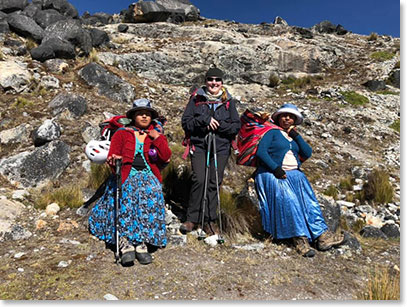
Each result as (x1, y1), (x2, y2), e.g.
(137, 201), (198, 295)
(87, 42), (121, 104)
(119, 237), (135, 265)
(135, 243), (152, 265)
(179, 221), (196, 234)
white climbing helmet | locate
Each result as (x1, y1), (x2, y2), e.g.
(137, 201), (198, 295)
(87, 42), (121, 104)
(85, 140), (110, 164)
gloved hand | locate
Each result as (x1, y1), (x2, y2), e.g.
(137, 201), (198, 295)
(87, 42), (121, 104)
(287, 126), (299, 139)
(273, 166), (287, 179)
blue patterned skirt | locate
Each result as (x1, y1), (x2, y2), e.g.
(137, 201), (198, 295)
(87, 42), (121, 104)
(88, 169), (167, 247)
(255, 169), (327, 241)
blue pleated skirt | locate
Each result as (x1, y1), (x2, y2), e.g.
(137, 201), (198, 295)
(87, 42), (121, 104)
(255, 169), (327, 241)
(88, 169), (167, 247)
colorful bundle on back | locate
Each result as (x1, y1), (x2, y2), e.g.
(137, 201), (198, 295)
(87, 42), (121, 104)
(236, 109), (281, 167)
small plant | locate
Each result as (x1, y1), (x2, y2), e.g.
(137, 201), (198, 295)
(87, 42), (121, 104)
(376, 90), (398, 95)
(363, 169), (394, 204)
(87, 48), (99, 63)
(268, 74), (280, 87)
(35, 185), (84, 210)
(367, 32), (378, 41)
(340, 91), (369, 106)
(339, 176), (354, 191)
(389, 119), (400, 133)
(323, 185), (338, 199)
(25, 38), (37, 50)
(220, 189), (254, 239)
(351, 218), (366, 233)
(370, 51), (395, 62)
(358, 266), (400, 300)
(13, 97), (34, 109)
(88, 163), (111, 189)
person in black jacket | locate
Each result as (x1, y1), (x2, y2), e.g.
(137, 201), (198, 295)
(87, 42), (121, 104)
(180, 66), (241, 236)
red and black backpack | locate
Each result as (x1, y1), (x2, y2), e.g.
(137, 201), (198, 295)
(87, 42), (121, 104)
(236, 109), (282, 167)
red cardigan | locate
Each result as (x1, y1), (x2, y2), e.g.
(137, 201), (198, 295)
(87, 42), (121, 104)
(107, 127), (171, 183)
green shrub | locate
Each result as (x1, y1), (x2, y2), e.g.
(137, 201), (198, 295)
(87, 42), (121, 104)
(268, 74), (280, 87)
(220, 189), (255, 239)
(358, 266), (400, 300)
(376, 90), (398, 95)
(389, 119), (400, 133)
(341, 91), (369, 106)
(339, 176), (354, 191)
(88, 163), (111, 189)
(35, 185), (84, 210)
(364, 169), (394, 204)
(13, 97), (34, 109)
(323, 185), (338, 199)
(367, 32), (378, 41)
(370, 51), (395, 62)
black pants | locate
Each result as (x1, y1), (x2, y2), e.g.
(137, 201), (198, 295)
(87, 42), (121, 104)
(186, 152), (229, 224)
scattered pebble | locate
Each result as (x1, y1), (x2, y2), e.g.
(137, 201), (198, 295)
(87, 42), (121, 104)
(104, 294), (119, 300)
(14, 252), (25, 259)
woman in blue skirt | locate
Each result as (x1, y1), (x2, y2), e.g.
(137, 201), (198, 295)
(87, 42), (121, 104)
(255, 103), (344, 257)
(89, 99), (171, 265)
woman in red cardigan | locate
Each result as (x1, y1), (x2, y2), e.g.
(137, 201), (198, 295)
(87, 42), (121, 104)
(89, 99), (171, 265)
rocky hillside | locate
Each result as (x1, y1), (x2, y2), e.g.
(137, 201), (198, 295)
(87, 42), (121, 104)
(0, 0), (400, 300)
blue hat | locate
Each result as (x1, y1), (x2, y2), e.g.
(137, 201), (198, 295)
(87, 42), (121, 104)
(271, 103), (303, 125)
(126, 98), (158, 119)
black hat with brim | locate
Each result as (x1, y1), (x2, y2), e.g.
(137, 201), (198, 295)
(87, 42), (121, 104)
(126, 98), (158, 119)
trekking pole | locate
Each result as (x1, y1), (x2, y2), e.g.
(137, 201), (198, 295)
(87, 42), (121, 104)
(212, 133), (225, 244)
(198, 132), (212, 240)
(114, 158), (122, 264)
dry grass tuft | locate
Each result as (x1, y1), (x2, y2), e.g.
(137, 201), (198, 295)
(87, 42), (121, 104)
(34, 184), (84, 210)
(88, 163), (111, 189)
(359, 266), (400, 300)
(364, 169), (394, 204)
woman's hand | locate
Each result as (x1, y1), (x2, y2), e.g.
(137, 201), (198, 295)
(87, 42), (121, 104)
(207, 117), (219, 131)
(148, 129), (160, 140)
(107, 154), (123, 166)
(287, 125), (299, 139)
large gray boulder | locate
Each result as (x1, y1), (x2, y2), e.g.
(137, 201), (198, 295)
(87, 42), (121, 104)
(43, 19), (92, 56)
(0, 198), (27, 242)
(318, 195), (341, 232)
(33, 9), (67, 29)
(48, 92), (87, 118)
(38, 0), (78, 19)
(124, 0), (199, 23)
(81, 12), (113, 26)
(0, 60), (31, 93)
(0, 140), (71, 188)
(388, 69), (400, 89)
(0, 0), (28, 13)
(32, 119), (62, 147)
(0, 18), (8, 33)
(22, 2), (41, 18)
(88, 28), (110, 47)
(156, 0), (200, 21)
(0, 123), (31, 145)
(78, 63), (136, 104)
(7, 12), (44, 42)
(30, 37), (75, 62)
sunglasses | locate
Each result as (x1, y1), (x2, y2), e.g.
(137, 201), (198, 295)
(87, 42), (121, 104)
(206, 77), (222, 82)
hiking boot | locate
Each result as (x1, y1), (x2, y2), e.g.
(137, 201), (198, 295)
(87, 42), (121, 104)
(317, 231), (345, 251)
(135, 243), (152, 265)
(203, 222), (219, 236)
(179, 221), (196, 234)
(119, 237), (135, 265)
(293, 236), (315, 257)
